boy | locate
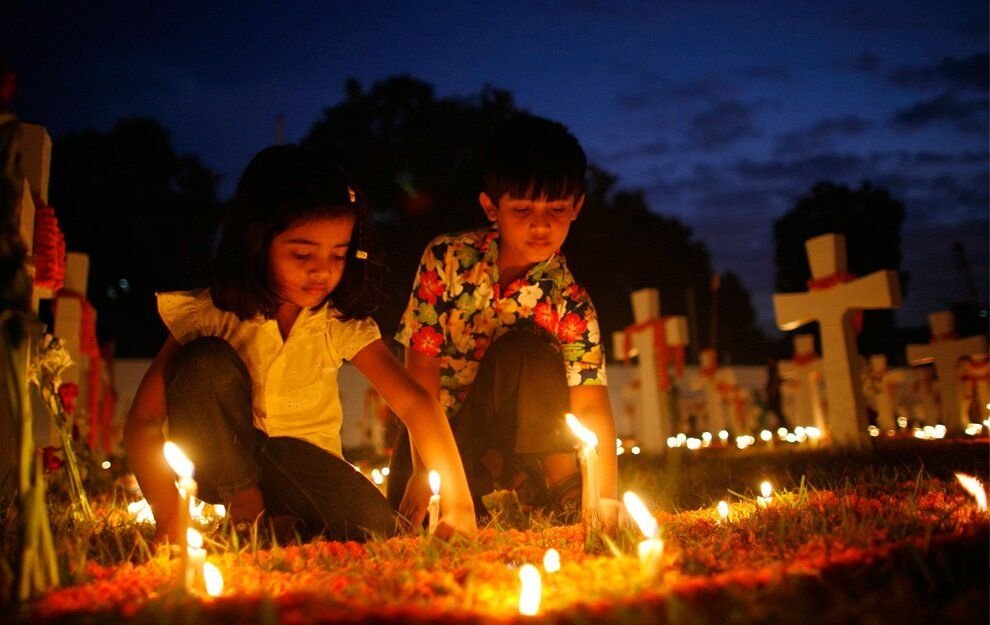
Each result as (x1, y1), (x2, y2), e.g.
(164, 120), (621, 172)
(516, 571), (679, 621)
(387, 114), (617, 525)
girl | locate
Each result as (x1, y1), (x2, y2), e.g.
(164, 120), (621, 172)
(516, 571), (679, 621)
(123, 145), (476, 543)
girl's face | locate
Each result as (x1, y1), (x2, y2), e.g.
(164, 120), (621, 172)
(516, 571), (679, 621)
(268, 214), (355, 311)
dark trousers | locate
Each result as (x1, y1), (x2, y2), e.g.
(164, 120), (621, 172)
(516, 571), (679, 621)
(165, 337), (397, 542)
(386, 329), (574, 512)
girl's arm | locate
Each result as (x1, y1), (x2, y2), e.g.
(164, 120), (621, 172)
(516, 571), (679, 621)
(402, 348), (441, 516)
(122, 336), (183, 544)
(351, 339), (477, 540)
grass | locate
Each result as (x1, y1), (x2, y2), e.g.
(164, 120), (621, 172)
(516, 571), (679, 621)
(3, 438), (988, 624)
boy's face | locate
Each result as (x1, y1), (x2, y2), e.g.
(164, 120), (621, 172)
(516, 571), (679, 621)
(479, 192), (584, 269)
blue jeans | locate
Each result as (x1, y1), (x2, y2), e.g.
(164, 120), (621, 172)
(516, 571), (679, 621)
(165, 337), (397, 542)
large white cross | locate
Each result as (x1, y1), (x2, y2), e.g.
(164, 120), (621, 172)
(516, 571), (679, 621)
(774, 233), (902, 445)
(906, 311), (987, 433)
(614, 288), (688, 452)
(777, 334), (825, 432)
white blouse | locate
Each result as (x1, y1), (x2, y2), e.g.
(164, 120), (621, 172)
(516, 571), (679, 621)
(157, 289), (380, 457)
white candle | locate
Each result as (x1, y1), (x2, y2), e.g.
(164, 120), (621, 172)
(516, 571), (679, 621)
(427, 470), (440, 535)
(623, 491), (664, 581)
(518, 564), (542, 616)
(186, 528), (206, 593)
(565, 413), (600, 530)
(163, 442), (197, 591)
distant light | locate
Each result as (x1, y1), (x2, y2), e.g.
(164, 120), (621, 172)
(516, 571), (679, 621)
(718, 430), (729, 441)
(701, 431), (713, 442)
(381, 466), (390, 476)
(666, 437), (677, 448)
(686, 438), (701, 450)
(786, 433), (797, 443)
(760, 481), (773, 498)
(631, 446), (641, 455)
(777, 427), (788, 439)
(716, 500), (729, 520)
(101, 460), (111, 470)
(868, 425), (880, 438)
(897, 416), (908, 429)
(543, 548), (561, 573)
(118, 278), (130, 292)
(759, 430), (772, 442)
(806, 427), (822, 440)
(794, 426), (805, 437)
(371, 468), (384, 485)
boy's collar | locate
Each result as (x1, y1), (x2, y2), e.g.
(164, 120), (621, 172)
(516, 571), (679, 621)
(481, 224), (559, 281)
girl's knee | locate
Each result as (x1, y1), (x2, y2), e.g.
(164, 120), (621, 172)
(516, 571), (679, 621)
(166, 337), (249, 388)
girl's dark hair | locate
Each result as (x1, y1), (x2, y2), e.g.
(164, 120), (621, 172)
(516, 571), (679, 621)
(482, 113), (587, 201)
(210, 144), (378, 321)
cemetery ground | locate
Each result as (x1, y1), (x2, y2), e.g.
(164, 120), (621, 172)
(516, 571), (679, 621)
(5, 437), (988, 625)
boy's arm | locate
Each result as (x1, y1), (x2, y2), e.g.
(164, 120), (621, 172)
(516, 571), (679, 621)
(569, 385), (617, 500)
(122, 336), (183, 543)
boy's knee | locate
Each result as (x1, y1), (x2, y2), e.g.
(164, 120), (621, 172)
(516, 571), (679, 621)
(489, 328), (557, 360)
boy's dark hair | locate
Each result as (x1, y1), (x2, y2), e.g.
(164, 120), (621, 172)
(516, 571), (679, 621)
(482, 113), (587, 201)
(210, 144), (378, 321)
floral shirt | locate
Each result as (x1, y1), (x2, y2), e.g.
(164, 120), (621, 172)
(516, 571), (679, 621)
(396, 226), (607, 419)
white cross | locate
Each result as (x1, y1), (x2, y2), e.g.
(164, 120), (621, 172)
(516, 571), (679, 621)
(906, 311), (987, 433)
(774, 233), (901, 445)
(614, 288), (688, 452)
(690, 347), (732, 434)
(862, 354), (903, 432)
(777, 334), (825, 432)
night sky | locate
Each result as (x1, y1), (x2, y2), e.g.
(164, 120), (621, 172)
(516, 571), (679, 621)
(5, 1), (988, 333)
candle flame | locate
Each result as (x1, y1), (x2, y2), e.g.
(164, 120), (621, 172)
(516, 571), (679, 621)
(428, 470), (440, 495)
(163, 441), (194, 479)
(187, 528), (203, 549)
(565, 413), (599, 448)
(543, 548), (560, 573)
(203, 562), (224, 597)
(213, 504), (227, 518)
(760, 481), (773, 499)
(717, 500), (729, 520)
(623, 491), (658, 539)
(955, 472), (987, 512)
(518, 564), (542, 616)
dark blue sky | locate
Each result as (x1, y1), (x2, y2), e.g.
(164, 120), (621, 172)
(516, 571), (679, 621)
(5, 1), (988, 332)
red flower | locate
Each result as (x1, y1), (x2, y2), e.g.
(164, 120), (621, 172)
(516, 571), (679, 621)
(416, 270), (444, 305)
(58, 382), (79, 415)
(41, 446), (63, 472)
(558, 312), (588, 343)
(411, 326), (444, 356)
(533, 302), (559, 333)
(473, 337), (490, 361)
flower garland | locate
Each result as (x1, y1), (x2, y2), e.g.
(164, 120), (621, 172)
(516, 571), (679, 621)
(31, 197), (66, 292)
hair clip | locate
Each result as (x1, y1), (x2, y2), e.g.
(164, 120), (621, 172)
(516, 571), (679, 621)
(354, 249), (368, 260)
(347, 186), (357, 203)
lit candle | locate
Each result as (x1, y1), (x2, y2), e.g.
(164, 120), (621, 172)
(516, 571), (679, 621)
(623, 491), (664, 581)
(186, 528), (206, 593)
(716, 500), (730, 522)
(518, 564), (542, 616)
(955, 472), (988, 512)
(203, 562), (224, 597)
(565, 413), (600, 530)
(757, 480), (773, 508)
(163, 441), (197, 590)
(543, 548), (560, 573)
(427, 470), (440, 535)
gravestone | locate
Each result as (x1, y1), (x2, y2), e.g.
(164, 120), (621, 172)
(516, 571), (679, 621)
(777, 334), (825, 431)
(908, 367), (939, 425)
(959, 354), (989, 424)
(614, 288), (688, 452)
(906, 311), (988, 433)
(774, 233), (902, 444)
(54, 252), (107, 452)
(690, 348), (734, 434)
(862, 354), (903, 432)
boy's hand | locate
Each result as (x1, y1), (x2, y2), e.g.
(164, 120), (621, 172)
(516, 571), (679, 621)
(398, 471), (433, 528)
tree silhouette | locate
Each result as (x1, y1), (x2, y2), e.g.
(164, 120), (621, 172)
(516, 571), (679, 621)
(49, 118), (221, 357)
(304, 76), (769, 363)
(773, 180), (906, 360)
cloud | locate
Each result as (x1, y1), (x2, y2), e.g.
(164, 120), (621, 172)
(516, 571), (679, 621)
(848, 51), (882, 74)
(686, 100), (761, 150)
(773, 115), (875, 155)
(743, 65), (792, 85)
(890, 53), (989, 92)
(891, 90), (989, 134)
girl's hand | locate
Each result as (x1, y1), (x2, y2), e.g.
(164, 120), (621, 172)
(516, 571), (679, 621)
(434, 504), (478, 541)
(398, 471), (433, 528)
